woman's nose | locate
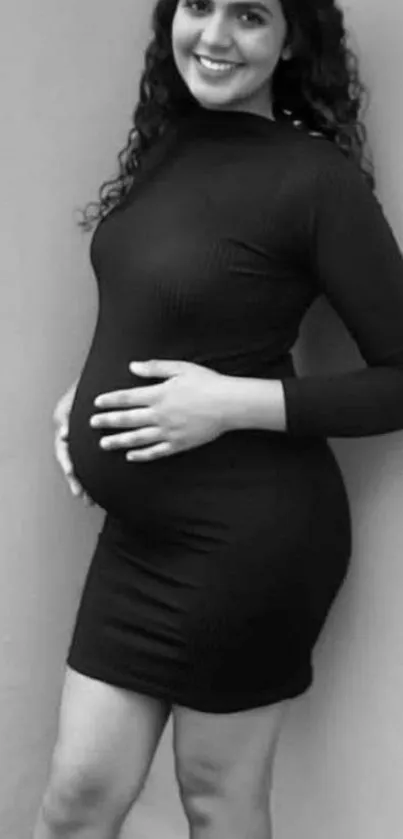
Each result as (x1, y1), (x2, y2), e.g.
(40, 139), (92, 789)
(198, 14), (233, 49)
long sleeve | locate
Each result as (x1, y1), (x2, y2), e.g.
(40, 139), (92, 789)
(281, 150), (403, 437)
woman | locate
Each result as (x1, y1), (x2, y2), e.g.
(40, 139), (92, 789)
(35, 1), (403, 838)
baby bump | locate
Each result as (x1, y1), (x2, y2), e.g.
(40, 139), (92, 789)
(67, 323), (352, 590)
(69, 353), (352, 576)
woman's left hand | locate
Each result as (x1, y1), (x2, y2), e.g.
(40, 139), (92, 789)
(89, 359), (231, 461)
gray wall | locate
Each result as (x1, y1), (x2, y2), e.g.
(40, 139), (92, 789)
(1, 2), (403, 838)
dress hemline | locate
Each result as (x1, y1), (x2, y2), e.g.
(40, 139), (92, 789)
(65, 655), (313, 714)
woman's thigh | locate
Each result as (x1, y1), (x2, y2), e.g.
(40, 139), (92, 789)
(171, 698), (291, 820)
(42, 665), (172, 823)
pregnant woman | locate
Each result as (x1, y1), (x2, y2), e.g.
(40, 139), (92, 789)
(35, 1), (403, 838)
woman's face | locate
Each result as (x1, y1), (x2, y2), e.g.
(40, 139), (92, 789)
(171, 0), (290, 118)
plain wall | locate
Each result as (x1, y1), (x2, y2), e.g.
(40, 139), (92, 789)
(1, 2), (402, 838)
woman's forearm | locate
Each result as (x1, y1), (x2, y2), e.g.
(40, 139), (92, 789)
(220, 375), (287, 434)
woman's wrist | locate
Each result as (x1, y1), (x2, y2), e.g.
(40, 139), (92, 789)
(219, 375), (287, 434)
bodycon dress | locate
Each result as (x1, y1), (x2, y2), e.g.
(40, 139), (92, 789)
(66, 104), (403, 712)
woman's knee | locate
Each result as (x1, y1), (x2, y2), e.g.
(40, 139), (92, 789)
(172, 698), (291, 821)
(39, 667), (172, 830)
(40, 752), (115, 831)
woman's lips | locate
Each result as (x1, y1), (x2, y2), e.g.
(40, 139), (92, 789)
(193, 54), (244, 79)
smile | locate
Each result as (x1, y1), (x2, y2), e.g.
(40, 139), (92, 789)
(194, 54), (243, 76)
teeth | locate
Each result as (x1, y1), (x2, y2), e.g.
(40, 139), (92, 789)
(197, 56), (238, 71)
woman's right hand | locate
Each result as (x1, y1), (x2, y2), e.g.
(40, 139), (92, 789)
(53, 379), (94, 506)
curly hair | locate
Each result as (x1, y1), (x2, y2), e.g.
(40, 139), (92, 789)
(78, 0), (375, 231)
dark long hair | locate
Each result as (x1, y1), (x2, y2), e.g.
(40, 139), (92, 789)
(78, 0), (375, 231)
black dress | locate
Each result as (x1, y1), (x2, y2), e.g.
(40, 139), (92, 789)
(66, 105), (403, 712)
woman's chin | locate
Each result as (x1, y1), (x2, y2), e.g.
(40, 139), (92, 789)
(189, 86), (242, 109)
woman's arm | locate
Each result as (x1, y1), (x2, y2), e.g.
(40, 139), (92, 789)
(226, 151), (403, 438)
(219, 377), (287, 433)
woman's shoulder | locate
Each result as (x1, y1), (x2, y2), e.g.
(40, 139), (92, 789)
(282, 120), (349, 166)
(280, 121), (371, 198)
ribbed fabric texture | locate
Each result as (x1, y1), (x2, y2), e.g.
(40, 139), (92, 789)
(281, 149), (403, 436)
(94, 105), (403, 440)
(67, 106), (377, 712)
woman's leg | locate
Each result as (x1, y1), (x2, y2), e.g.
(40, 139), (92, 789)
(172, 698), (292, 839)
(32, 665), (172, 839)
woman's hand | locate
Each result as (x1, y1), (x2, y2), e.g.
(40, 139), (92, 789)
(89, 359), (231, 461)
(53, 379), (94, 504)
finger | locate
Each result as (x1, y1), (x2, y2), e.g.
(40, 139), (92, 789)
(99, 427), (163, 450)
(89, 407), (156, 430)
(67, 476), (85, 496)
(53, 401), (72, 426)
(82, 493), (95, 507)
(129, 359), (185, 378)
(54, 442), (82, 493)
(53, 401), (66, 424)
(55, 447), (73, 477)
(93, 384), (163, 410)
(58, 423), (69, 440)
(126, 442), (173, 461)
(55, 439), (74, 476)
